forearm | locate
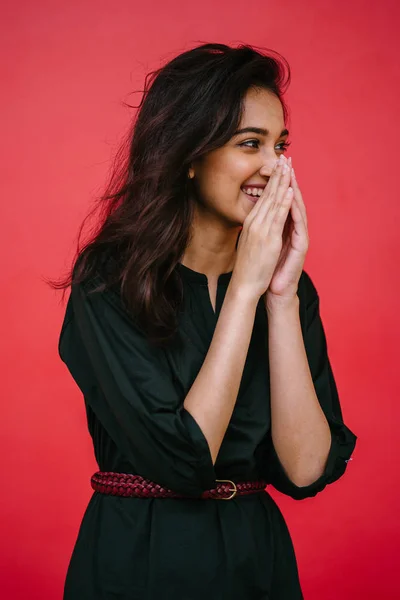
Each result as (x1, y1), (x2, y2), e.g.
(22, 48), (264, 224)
(266, 295), (332, 487)
(184, 280), (258, 465)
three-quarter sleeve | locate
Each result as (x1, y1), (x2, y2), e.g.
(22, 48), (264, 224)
(59, 275), (217, 497)
(264, 270), (357, 501)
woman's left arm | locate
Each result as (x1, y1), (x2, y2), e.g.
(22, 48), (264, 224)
(266, 293), (332, 487)
(263, 270), (358, 500)
(262, 158), (357, 498)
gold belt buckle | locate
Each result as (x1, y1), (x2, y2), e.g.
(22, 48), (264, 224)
(215, 478), (237, 500)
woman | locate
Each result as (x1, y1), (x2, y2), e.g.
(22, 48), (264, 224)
(53, 42), (357, 599)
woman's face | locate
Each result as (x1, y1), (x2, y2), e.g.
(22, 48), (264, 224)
(189, 87), (289, 226)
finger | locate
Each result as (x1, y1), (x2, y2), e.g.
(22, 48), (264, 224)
(245, 161), (282, 226)
(269, 186), (294, 232)
(291, 168), (308, 228)
(290, 195), (308, 242)
(256, 160), (291, 223)
(246, 160), (281, 223)
(290, 194), (305, 226)
(273, 161), (292, 207)
(265, 159), (286, 199)
(281, 212), (293, 250)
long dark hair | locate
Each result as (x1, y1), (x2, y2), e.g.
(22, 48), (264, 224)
(45, 42), (291, 348)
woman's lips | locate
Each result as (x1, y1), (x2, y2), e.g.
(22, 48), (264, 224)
(242, 189), (260, 203)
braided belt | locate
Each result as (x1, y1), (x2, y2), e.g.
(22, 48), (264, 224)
(91, 471), (268, 500)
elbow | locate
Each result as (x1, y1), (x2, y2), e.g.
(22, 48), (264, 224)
(289, 429), (333, 487)
(288, 471), (325, 489)
(275, 461), (324, 491)
(125, 448), (217, 498)
(288, 457), (330, 489)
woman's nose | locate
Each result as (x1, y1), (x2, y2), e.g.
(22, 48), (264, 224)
(259, 160), (278, 177)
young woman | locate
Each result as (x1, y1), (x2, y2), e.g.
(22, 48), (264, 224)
(53, 42), (357, 599)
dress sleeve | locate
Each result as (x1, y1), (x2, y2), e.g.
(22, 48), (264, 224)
(60, 275), (217, 497)
(264, 270), (358, 501)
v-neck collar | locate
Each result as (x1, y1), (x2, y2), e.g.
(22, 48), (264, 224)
(176, 262), (233, 286)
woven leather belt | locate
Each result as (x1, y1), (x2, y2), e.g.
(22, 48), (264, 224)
(91, 471), (268, 500)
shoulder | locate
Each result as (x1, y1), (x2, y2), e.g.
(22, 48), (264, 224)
(71, 252), (123, 302)
(71, 265), (137, 329)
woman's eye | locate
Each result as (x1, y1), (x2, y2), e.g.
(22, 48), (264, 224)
(239, 140), (292, 151)
(278, 141), (291, 152)
(239, 139), (260, 149)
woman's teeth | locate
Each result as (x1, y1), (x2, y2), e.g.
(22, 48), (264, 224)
(241, 187), (264, 197)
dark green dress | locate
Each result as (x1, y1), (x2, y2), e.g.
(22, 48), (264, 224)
(59, 262), (357, 599)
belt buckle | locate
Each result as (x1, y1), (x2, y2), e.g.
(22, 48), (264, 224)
(215, 478), (237, 500)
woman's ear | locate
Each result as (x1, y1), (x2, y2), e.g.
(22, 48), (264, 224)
(188, 166), (195, 179)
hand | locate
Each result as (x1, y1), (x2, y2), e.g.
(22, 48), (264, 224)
(232, 153), (298, 302)
(264, 157), (309, 308)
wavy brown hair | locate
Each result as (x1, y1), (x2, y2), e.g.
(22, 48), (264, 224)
(45, 42), (291, 348)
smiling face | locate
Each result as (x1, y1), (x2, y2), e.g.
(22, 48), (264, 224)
(189, 87), (289, 226)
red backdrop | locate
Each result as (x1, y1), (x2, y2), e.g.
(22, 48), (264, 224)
(2, 0), (399, 598)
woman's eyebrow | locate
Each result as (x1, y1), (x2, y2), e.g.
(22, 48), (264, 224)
(233, 127), (289, 137)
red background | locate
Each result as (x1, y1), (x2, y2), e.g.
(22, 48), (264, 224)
(2, 1), (399, 598)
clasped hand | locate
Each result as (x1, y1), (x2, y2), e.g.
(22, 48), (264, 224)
(264, 154), (309, 308)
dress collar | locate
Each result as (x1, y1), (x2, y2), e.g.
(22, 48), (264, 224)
(176, 262), (233, 285)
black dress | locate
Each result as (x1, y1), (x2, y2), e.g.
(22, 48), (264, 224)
(58, 262), (357, 600)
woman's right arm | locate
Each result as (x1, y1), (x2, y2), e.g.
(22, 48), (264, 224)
(183, 158), (294, 465)
(183, 282), (258, 465)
